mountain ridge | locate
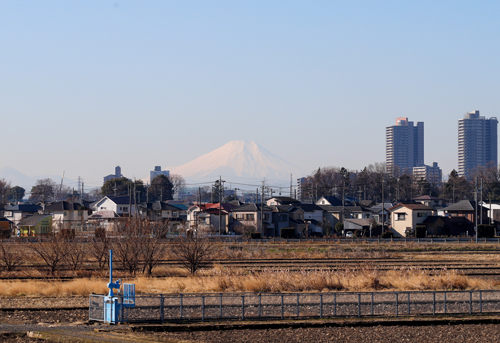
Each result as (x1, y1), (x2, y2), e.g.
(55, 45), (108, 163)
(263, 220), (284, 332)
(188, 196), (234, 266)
(166, 141), (304, 184)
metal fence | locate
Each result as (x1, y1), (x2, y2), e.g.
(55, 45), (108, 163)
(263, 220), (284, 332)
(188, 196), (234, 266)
(89, 290), (500, 323)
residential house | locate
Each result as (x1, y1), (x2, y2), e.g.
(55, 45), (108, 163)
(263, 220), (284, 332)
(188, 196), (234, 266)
(286, 206), (307, 237)
(413, 195), (445, 210)
(389, 203), (435, 237)
(17, 214), (52, 236)
(344, 218), (381, 237)
(87, 210), (121, 232)
(266, 196), (301, 206)
(269, 206), (291, 237)
(441, 200), (489, 226)
(231, 204), (273, 236)
(370, 203), (393, 224)
(92, 196), (138, 217)
(45, 201), (89, 231)
(3, 204), (41, 226)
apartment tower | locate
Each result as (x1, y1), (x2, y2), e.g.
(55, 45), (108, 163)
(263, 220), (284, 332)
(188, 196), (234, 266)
(386, 117), (424, 175)
(458, 110), (498, 178)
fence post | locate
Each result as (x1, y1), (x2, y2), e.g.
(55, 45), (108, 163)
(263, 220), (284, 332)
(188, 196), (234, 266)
(160, 294), (164, 323)
(469, 291), (472, 315)
(218, 293), (222, 319)
(180, 293), (183, 319)
(444, 291), (446, 314)
(296, 293), (300, 317)
(358, 294), (361, 318)
(432, 292), (435, 316)
(371, 292), (374, 316)
(281, 294), (284, 320)
(320, 294), (323, 319)
(395, 293), (398, 317)
(202, 296), (205, 322)
(408, 292), (410, 315)
(120, 295), (124, 323)
(480, 291), (483, 313)
(242, 295), (245, 321)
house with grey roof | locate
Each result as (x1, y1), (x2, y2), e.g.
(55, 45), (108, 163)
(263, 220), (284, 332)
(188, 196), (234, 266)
(3, 204), (41, 226)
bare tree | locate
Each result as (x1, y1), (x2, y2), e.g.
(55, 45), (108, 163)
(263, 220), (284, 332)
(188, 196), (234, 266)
(169, 174), (186, 199)
(0, 178), (11, 208)
(0, 240), (23, 271)
(113, 220), (145, 276)
(140, 221), (169, 276)
(90, 233), (110, 271)
(234, 224), (258, 238)
(28, 235), (69, 275)
(171, 232), (215, 274)
(64, 239), (86, 271)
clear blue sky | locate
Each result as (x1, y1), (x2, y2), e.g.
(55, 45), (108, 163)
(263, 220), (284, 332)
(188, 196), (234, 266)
(1, 1), (499, 189)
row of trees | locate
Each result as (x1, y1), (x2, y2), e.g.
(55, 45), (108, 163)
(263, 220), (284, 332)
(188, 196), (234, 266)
(0, 220), (214, 276)
(0, 173), (186, 206)
(301, 162), (500, 204)
(101, 174), (186, 202)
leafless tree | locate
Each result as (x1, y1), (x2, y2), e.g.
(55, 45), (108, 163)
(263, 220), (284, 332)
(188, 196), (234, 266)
(90, 232), (111, 271)
(169, 174), (186, 198)
(0, 178), (11, 208)
(0, 240), (23, 271)
(64, 239), (86, 271)
(112, 220), (145, 276)
(28, 235), (69, 275)
(234, 224), (258, 238)
(140, 221), (169, 276)
(171, 231), (215, 274)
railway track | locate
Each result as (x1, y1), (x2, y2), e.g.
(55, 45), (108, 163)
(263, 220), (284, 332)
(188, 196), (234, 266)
(2, 258), (500, 281)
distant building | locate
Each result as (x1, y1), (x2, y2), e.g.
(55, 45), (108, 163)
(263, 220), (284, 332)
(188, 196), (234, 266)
(386, 117), (424, 174)
(150, 166), (170, 182)
(103, 166), (123, 184)
(458, 110), (498, 178)
(296, 177), (307, 202)
(413, 162), (442, 184)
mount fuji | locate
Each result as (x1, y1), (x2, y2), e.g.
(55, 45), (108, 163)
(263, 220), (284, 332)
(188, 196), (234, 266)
(167, 141), (305, 184)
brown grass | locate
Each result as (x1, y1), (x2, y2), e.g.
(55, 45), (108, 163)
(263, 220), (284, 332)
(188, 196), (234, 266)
(0, 267), (496, 297)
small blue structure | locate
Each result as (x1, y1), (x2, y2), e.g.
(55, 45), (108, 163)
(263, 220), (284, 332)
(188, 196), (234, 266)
(103, 250), (135, 324)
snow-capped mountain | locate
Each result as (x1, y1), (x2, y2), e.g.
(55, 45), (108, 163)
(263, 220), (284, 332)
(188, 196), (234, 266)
(167, 141), (304, 184)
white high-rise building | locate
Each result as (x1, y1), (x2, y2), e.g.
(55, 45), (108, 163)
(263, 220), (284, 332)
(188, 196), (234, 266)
(458, 111), (498, 177)
(386, 117), (424, 175)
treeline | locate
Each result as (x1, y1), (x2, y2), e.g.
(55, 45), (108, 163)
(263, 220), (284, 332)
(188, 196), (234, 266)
(301, 162), (500, 203)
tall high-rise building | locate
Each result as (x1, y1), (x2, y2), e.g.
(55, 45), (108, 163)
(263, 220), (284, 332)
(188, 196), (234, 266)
(386, 117), (424, 174)
(458, 110), (498, 177)
(150, 166), (170, 182)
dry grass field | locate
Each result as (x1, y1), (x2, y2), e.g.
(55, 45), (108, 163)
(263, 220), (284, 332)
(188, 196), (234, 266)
(0, 241), (499, 297)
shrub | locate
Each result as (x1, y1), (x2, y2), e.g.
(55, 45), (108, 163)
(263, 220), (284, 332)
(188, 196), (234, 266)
(280, 228), (296, 239)
(381, 231), (394, 238)
(478, 224), (495, 238)
(415, 225), (427, 238)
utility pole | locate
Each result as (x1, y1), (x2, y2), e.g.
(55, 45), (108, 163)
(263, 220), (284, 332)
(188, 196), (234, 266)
(381, 179), (385, 233)
(475, 177), (478, 244)
(480, 178), (483, 225)
(290, 173), (293, 198)
(217, 176), (226, 235)
(261, 181), (265, 237)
